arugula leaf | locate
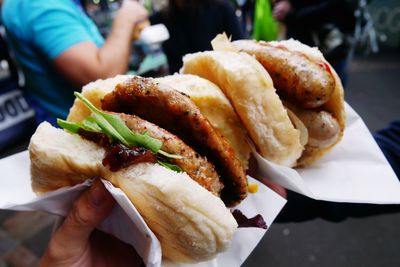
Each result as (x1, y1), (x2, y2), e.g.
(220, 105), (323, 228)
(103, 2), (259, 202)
(82, 117), (103, 132)
(62, 92), (184, 172)
(74, 92), (131, 146)
(58, 118), (103, 134)
(158, 149), (184, 159)
(57, 119), (83, 134)
(75, 92), (163, 152)
(157, 161), (183, 173)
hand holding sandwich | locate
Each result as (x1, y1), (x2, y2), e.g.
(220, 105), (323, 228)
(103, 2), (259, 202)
(40, 180), (142, 267)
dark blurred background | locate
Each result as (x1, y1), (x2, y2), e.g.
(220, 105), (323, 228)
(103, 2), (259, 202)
(1, 0), (399, 266)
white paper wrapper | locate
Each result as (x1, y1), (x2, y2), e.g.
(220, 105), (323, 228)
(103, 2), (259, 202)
(254, 103), (400, 204)
(0, 151), (286, 267)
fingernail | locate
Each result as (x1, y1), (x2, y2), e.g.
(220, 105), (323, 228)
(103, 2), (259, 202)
(89, 181), (106, 206)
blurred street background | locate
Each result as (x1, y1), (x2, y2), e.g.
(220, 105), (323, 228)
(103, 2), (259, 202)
(1, 0), (400, 266)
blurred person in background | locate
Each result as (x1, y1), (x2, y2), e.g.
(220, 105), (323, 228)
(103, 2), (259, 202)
(272, 0), (356, 87)
(1, 0), (148, 123)
(150, 0), (244, 74)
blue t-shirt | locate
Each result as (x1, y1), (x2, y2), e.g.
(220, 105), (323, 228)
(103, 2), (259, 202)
(2, 0), (104, 119)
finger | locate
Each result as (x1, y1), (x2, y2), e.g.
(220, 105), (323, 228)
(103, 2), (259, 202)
(90, 230), (144, 267)
(60, 179), (115, 247)
(44, 180), (115, 262)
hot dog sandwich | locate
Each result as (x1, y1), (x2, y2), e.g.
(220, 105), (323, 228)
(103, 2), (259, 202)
(232, 38), (345, 166)
(181, 34), (345, 167)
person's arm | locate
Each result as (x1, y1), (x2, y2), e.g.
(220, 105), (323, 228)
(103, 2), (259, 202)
(54, 1), (148, 87)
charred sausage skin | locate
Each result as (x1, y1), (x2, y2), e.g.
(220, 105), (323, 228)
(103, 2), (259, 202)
(233, 40), (336, 109)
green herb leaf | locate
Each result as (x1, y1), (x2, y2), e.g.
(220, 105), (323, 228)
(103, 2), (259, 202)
(82, 117), (103, 132)
(124, 130), (163, 153)
(158, 149), (184, 159)
(74, 92), (163, 153)
(157, 161), (183, 173)
(57, 119), (82, 134)
(75, 92), (159, 151)
(70, 92), (183, 171)
(74, 92), (131, 146)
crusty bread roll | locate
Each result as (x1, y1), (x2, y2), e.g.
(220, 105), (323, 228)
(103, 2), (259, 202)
(156, 74), (251, 170)
(181, 50), (303, 167)
(29, 122), (237, 263)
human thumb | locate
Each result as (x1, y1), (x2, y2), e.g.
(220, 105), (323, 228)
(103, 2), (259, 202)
(41, 179), (115, 265)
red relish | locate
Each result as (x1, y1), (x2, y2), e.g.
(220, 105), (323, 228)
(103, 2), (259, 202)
(103, 143), (156, 172)
(77, 129), (157, 172)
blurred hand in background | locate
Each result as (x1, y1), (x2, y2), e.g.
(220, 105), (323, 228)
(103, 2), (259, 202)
(118, 0), (148, 27)
(272, 0), (292, 22)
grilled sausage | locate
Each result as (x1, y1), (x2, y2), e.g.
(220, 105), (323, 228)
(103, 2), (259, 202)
(233, 40), (336, 109)
(299, 110), (340, 149)
(286, 104), (340, 149)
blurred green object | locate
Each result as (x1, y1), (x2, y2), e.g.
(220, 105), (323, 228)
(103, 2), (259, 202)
(128, 53), (167, 76)
(252, 0), (278, 41)
(142, 0), (153, 12)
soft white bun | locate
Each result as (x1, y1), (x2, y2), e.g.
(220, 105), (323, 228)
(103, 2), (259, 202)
(156, 74), (251, 170)
(29, 122), (237, 263)
(67, 75), (133, 123)
(181, 50), (303, 167)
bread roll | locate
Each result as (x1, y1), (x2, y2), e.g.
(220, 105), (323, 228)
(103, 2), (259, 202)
(67, 75), (133, 123)
(181, 51), (303, 167)
(156, 74), (251, 170)
(30, 124), (105, 193)
(29, 122), (237, 262)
